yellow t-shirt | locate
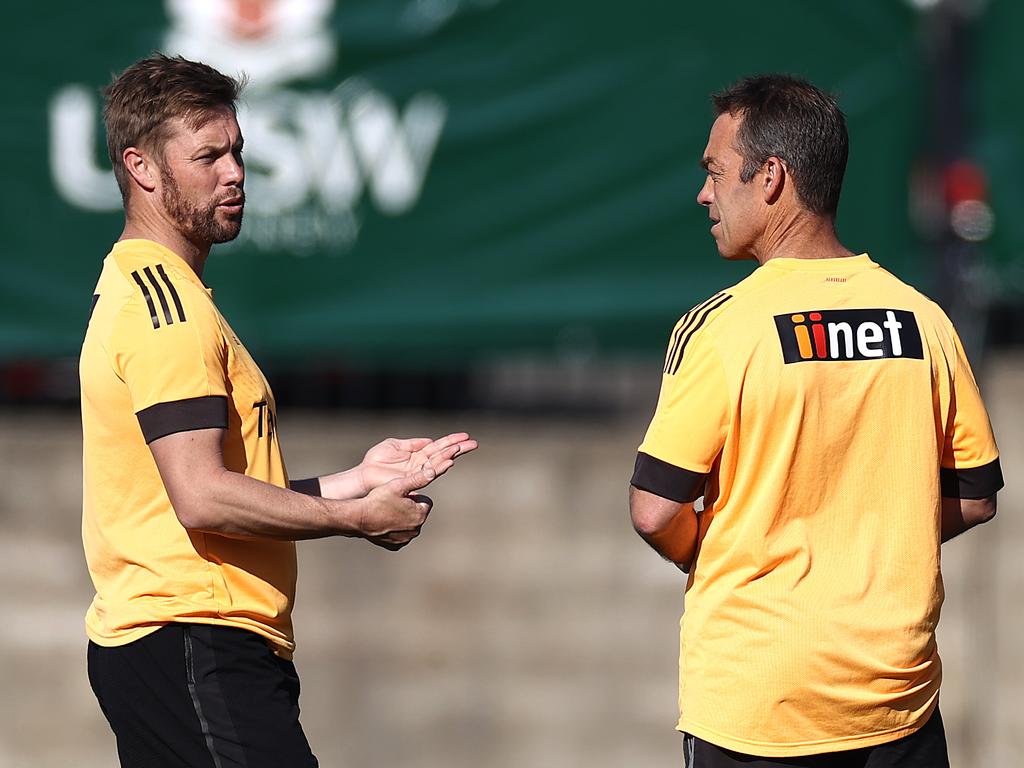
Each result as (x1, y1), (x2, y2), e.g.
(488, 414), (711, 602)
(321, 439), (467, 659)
(80, 239), (297, 656)
(632, 254), (1002, 756)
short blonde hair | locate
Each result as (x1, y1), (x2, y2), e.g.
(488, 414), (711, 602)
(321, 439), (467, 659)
(103, 54), (244, 203)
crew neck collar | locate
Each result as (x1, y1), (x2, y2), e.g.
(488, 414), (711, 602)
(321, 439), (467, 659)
(761, 253), (876, 272)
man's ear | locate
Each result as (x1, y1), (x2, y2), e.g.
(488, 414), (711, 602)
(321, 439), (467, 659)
(762, 156), (786, 204)
(122, 147), (158, 193)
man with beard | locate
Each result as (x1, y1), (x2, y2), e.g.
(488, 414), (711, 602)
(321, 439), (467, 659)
(80, 54), (477, 768)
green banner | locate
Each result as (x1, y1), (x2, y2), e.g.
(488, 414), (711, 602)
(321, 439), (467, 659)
(3, 1), (930, 364)
(975, 0), (1024, 297)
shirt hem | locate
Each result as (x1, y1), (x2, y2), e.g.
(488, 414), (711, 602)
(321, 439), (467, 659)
(677, 699), (938, 757)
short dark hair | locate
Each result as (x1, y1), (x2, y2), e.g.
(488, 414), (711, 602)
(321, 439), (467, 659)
(712, 74), (848, 218)
(103, 54), (244, 203)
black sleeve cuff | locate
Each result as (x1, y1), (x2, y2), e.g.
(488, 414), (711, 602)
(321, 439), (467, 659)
(290, 477), (322, 497)
(630, 452), (708, 503)
(136, 395), (229, 443)
(941, 458), (1004, 499)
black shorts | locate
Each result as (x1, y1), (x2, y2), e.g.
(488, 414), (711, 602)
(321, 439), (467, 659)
(683, 707), (948, 768)
(88, 623), (318, 768)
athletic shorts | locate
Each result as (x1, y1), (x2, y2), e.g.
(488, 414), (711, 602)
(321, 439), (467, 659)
(683, 707), (949, 768)
(88, 623), (318, 768)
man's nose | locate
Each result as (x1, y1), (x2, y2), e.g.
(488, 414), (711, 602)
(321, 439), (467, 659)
(223, 156), (244, 187)
(696, 176), (713, 207)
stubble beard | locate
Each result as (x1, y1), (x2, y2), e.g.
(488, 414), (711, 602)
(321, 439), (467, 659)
(160, 169), (243, 245)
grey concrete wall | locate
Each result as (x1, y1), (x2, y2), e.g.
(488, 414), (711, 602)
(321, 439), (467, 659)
(1, 356), (1021, 767)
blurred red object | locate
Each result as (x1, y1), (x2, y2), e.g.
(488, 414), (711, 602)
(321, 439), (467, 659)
(943, 160), (988, 207)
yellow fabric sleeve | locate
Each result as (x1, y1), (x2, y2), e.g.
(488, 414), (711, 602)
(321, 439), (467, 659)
(940, 329), (1002, 497)
(109, 284), (229, 437)
(638, 324), (731, 481)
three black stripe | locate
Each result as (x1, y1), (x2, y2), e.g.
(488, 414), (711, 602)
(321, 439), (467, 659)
(131, 267), (187, 329)
(664, 293), (723, 373)
(664, 293), (732, 374)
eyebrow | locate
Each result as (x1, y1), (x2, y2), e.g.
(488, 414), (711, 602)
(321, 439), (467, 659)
(191, 137), (244, 156)
(700, 156), (720, 172)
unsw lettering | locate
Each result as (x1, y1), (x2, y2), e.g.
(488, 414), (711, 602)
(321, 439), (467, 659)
(774, 309), (923, 363)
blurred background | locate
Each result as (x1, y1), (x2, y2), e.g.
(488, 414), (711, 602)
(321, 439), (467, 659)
(1, 0), (1022, 765)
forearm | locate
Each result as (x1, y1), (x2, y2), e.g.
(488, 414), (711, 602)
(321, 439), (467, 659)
(941, 494), (997, 542)
(315, 467), (370, 500)
(174, 466), (368, 540)
(629, 486), (699, 572)
(291, 467), (381, 501)
(637, 510), (699, 570)
(150, 427), (437, 548)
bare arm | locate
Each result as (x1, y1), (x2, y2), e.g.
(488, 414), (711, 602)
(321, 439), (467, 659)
(150, 428), (436, 549)
(941, 494), (997, 542)
(291, 433), (478, 500)
(629, 485), (700, 572)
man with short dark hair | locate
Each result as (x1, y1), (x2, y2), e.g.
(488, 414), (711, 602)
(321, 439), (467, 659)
(81, 54), (476, 767)
(629, 74), (1002, 767)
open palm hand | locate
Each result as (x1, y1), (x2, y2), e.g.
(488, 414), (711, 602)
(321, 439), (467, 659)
(358, 432), (477, 494)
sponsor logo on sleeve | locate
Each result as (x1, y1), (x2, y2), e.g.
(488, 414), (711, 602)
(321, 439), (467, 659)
(774, 309), (923, 363)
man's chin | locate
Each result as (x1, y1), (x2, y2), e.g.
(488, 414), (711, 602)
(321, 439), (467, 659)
(212, 216), (243, 244)
(712, 239), (754, 262)
(213, 230), (242, 245)
(712, 240), (735, 260)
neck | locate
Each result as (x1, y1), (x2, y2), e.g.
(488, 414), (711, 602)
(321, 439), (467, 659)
(751, 208), (853, 266)
(119, 205), (211, 279)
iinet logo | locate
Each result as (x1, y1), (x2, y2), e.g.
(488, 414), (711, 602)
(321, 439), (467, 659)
(774, 309), (924, 363)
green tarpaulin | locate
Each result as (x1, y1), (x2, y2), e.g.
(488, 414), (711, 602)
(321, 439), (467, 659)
(1, 2), (954, 364)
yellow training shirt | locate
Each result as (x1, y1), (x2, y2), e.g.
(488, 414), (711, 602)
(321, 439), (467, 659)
(632, 254), (1002, 756)
(80, 239), (298, 656)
